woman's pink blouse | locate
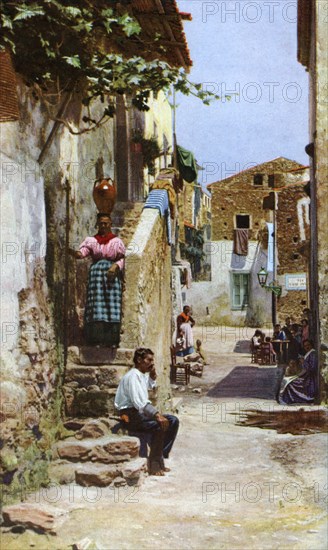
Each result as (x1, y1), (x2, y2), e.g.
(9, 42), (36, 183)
(79, 237), (125, 270)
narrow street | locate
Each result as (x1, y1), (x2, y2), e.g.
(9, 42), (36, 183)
(2, 327), (327, 550)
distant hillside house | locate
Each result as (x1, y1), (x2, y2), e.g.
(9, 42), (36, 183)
(206, 157), (310, 326)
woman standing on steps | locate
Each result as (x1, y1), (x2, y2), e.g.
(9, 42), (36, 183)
(70, 213), (125, 347)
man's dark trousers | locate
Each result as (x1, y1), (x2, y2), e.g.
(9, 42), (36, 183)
(122, 408), (179, 460)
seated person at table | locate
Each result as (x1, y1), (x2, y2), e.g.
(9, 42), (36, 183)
(273, 324), (286, 341)
(263, 336), (276, 362)
(252, 329), (263, 349)
(272, 324), (286, 359)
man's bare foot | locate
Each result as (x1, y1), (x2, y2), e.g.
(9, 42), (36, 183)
(160, 458), (171, 472)
(148, 460), (165, 476)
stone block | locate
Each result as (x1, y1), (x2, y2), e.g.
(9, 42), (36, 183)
(75, 419), (110, 439)
(79, 347), (133, 366)
(97, 366), (127, 388)
(67, 346), (80, 364)
(122, 457), (147, 485)
(72, 389), (116, 417)
(1, 503), (68, 534)
(54, 435), (140, 464)
(75, 463), (121, 487)
(63, 387), (76, 417)
(64, 365), (98, 386)
(48, 460), (77, 484)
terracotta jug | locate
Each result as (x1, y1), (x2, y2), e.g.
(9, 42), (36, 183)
(93, 178), (117, 214)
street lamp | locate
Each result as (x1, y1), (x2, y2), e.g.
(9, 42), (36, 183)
(257, 267), (282, 297)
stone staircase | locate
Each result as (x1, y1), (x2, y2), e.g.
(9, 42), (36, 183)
(50, 202), (150, 489)
(51, 346), (149, 488)
(63, 346), (132, 418)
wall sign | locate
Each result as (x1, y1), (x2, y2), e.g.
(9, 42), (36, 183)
(285, 273), (307, 290)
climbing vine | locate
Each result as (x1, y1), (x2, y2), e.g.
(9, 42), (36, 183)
(0, 1), (221, 132)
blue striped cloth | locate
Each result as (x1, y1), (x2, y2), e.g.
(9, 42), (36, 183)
(143, 190), (172, 245)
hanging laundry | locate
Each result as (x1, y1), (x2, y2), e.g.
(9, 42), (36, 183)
(150, 172), (176, 219)
(176, 145), (198, 183)
(143, 189), (172, 245)
(233, 229), (249, 256)
(266, 222), (274, 272)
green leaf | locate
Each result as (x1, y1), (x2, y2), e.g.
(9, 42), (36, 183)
(62, 6), (82, 18)
(45, 47), (56, 59)
(117, 14), (141, 37)
(63, 55), (81, 68)
(14, 4), (45, 20)
(1, 14), (13, 29)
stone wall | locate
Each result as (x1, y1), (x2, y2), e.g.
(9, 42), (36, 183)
(120, 209), (172, 409)
(276, 184), (310, 275)
(276, 183), (310, 322)
(0, 80), (119, 499)
(0, 83), (63, 500)
(177, 181), (195, 250)
(40, 94), (116, 346)
(210, 157), (305, 241)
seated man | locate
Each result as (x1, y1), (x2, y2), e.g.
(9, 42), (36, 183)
(114, 347), (179, 476)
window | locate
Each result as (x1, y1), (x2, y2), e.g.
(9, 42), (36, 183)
(253, 173), (264, 186)
(236, 214), (250, 229)
(268, 174), (275, 188)
(231, 273), (249, 310)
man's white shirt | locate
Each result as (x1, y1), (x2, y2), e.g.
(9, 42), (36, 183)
(114, 367), (158, 417)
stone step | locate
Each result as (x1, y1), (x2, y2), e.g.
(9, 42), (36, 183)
(53, 435), (140, 464)
(49, 457), (147, 487)
(76, 458), (147, 487)
(64, 364), (129, 388)
(78, 347), (134, 366)
(113, 201), (144, 212)
(63, 417), (119, 434)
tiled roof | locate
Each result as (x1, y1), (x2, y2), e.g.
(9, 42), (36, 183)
(207, 157), (307, 188)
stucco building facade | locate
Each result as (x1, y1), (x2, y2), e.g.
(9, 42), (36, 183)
(186, 158), (309, 326)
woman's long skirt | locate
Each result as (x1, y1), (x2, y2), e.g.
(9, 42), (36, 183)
(84, 259), (122, 346)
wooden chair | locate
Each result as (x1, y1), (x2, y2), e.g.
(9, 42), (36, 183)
(170, 346), (190, 385)
(250, 341), (260, 363)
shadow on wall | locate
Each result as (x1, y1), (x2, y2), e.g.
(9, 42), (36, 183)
(207, 366), (278, 400)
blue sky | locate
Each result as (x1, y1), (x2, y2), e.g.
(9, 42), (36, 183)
(176, 1), (309, 188)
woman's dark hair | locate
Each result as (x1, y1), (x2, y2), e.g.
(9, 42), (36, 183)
(301, 318), (309, 325)
(133, 347), (154, 365)
(97, 213), (111, 221)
